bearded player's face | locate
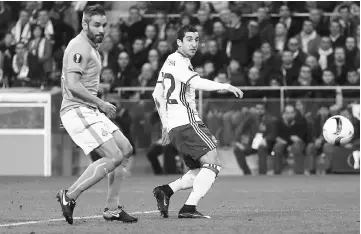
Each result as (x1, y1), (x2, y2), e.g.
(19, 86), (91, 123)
(86, 15), (107, 44)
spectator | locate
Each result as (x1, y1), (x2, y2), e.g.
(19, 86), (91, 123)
(338, 5), (356, 37)
(37, 9), (54, 42)
(296, 19), (321, 55)
(233, 103), (276, 175)
(275, 50), (300, 86)
(345, 36), (359, 69)
(11, 42), (31, 87)
(212, 21), (228, 52)
(28, 24), (52, 87)
(247, 50), (266, 84)
(119, 5), (147, 44)
(309, 8), (329, 37)
(247, 20), (261, 63)
(154, 11), (168, 40)
(343, 70), (360, 98)
(130, 63), (157, 100)
(179, 12), (193, 27)
(257, 7), (274, 44)
(112, 51), (138, 92)
(261, 41), (281, 78)
(227, 59), (246, 86)
(210, 70), (232, 98)
(273, 22), (288, 55)
(278, 5), (301, 39)
(227, 8), (248, 66)
(0, 33), (15, 84)
(314, 36), (333, 70)
(99, 36), (120, 73)
(287, 37), (307, 68)
(305, 55), (322, 84)
(11, 10), (31, 45)
(219, 8), (231, 27)
(329, 21), (346, 49)
(165, 23), (177, 52)
(356, 25), (360, 49)
(50, 2), (79, 34)
(130, 38), (148, 70)
(319, 69), (338, 98)
(273, 104), (314, 175)
(203, 61), (216, 80)
(0, 2), (12, 40)
(203, 39), (229, 73)
(109, 26), (126, 51)
(157, 40), (171, 64)
(245, 67), (266, 98)
(180, 1), (199, 15)
(144, 24), (159, 51)
(147, 49), (160, 72)
(328, 47), (350, 85)
(291, 65), (320, 98)
(196, 9), (213, 36)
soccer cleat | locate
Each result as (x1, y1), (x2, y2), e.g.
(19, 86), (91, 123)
(153, 186), (170, 218)
(178, 205), (211, 219)
(56, 190), (76, 224)
(103, 206), (138, 223)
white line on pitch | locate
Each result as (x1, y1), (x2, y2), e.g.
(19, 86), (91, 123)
(0, 210), (159, 228)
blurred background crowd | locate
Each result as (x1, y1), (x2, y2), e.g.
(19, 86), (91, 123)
(0, 1), (359, 175)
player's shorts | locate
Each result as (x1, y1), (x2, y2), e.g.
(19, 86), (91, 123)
(61, 106), (119, 155)
(169, 122), (217, 169)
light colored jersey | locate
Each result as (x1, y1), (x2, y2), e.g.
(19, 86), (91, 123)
(158, 51), (202, 132)
(60, 31), (102, 116)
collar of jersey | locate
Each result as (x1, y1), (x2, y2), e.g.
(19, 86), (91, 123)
(176, 50), (190, 60)
(80, 31), (98, 49)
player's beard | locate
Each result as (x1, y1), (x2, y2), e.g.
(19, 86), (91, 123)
(87, 25), (104, 44)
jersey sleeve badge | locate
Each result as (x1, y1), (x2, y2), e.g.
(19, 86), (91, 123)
(73, 53), (82, 63)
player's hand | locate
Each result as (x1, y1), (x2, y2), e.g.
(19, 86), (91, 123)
(99, 101), (116, 118)
(290, 135), (301, 142)
(276, 137), (287, 145)
(227, 85), (243, 98)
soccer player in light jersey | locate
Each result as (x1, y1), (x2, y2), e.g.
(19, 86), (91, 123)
(152, 25), (243, 218)
(56, 5), (137, 224)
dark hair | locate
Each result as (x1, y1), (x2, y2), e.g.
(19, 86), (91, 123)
(83, 4), (105, 23)
(339, 5), (350, 12)
(177, 25), (198, 41)
(323, 69), (334, 75)
(129, 5), (139, 12)
(347, 69), (358, 74)
(31, 24), (45, 38)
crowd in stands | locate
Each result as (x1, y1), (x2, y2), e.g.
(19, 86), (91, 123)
(0, 1), (359, 175)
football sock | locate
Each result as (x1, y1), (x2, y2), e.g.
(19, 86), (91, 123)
(105, 166), (125, 210)
(168, 169), (200, 195)
(185, 164), (221, 206)
(66, 157), (120, 200)
(106, 157), (133, 210)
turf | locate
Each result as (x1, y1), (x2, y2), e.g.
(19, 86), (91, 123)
(0, 175), (359, 234)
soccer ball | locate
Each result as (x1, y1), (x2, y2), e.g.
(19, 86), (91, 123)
(323, 115), (354, 146)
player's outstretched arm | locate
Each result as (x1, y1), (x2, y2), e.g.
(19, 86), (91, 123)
(66, 72), (116, 117)
(188, 77), (244, 98)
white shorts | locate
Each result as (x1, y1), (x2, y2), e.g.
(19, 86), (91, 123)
(61, 106), (119, 155)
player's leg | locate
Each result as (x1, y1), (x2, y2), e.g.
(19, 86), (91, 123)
(57, 108), (125, 224)
(103, 129), (138, 223)
(178, 148), (221, 219)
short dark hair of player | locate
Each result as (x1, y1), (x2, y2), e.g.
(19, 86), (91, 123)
(177, 25), (198, 41)
(83, 4), (106, 24)
(339, 4), (350, 12)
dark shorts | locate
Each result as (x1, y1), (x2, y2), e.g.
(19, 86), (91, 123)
(169, 122), (217, 169)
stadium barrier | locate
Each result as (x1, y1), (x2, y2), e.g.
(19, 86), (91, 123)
(0, 86), (359, 176)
